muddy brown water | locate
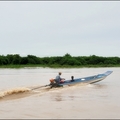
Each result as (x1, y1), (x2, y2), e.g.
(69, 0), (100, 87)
(0, 67), (119, 119)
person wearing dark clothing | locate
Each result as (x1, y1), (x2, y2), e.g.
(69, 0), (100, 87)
(71, 76), (74, 82)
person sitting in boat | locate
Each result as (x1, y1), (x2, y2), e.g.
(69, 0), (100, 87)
(55, 72), (65, 84)
(49, 72), (65, 88)
(71, 76), (74, 82)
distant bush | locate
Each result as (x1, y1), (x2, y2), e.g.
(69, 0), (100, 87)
(0, 53), (120, 67)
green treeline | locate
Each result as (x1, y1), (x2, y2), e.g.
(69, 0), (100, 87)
(0, 53), (120, 68)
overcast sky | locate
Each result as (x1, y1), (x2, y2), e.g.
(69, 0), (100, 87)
(0, 1), (120, 57)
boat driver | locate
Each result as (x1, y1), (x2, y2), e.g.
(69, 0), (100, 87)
(55, 72), (65, 84)
(49, 72), (65, 88)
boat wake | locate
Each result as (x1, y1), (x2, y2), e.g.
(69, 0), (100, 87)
(0, 82), (104, 101)
(0, 84), (74, 100)
(0, 85), (54, 101)
(0, 87), (32, 101)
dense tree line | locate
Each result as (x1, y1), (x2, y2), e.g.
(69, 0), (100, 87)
(0, 53), (120, 67)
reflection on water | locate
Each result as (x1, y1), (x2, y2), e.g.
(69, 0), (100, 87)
(68, 95), (75, 101)
(48, 83), (110, 102)
(92, 83), (108, 89)
(51, 94), (75, 102)
(54, 94), (63, 101)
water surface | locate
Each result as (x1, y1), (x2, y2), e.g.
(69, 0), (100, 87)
(0, 67), (119, 119)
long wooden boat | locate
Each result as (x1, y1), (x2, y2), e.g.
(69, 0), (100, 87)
(32, 71), (113, 90)
(59, 71), (113, 86)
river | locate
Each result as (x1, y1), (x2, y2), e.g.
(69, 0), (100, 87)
(0, 67), (119, 119)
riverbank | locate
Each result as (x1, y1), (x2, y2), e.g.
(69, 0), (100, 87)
(0, 64), (120, 68)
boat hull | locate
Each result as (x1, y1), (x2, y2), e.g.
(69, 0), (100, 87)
(59, 71), (113, 86)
